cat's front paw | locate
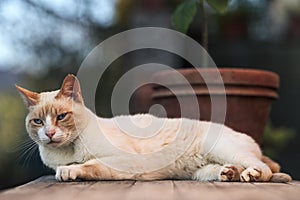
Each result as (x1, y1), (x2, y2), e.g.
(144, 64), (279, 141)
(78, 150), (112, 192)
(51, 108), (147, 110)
(219, 165), (244, 181)
(55, 165), (81, 181)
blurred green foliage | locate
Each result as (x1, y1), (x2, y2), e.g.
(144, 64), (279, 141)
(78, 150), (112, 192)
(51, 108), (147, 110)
(171, 0), (198, 34)
(262, 122), (295, 159)
(0, 94), (26, 188)
(0, 94), (26, 153)
(172, 0), (229, 34)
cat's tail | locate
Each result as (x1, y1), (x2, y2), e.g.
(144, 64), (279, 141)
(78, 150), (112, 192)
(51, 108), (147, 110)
(262, 155), (280, 173)
(270, 173), (292, 183)
(262, 155), (292, 183)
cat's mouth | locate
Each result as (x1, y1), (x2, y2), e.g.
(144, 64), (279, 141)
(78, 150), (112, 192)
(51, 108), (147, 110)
(47, 140), (63, 147)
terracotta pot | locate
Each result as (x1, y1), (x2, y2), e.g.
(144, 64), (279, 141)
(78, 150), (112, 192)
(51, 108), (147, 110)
(131, 68), (279, 144)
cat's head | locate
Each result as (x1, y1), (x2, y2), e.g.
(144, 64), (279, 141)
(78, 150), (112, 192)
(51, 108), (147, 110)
(16, 74), (88, 148)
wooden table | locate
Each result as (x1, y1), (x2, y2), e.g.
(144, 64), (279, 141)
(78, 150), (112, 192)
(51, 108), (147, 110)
(1, 176), (300, 200)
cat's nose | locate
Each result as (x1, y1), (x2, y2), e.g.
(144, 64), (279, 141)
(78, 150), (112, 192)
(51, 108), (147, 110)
(45, 130), (56, 139)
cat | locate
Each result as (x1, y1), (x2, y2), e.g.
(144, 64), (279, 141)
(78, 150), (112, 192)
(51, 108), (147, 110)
(16, 74), (291, 182)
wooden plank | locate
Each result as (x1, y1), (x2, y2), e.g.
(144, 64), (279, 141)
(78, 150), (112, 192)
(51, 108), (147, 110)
(0, 176), (57, 200)
(252, 182), (300, 200)
(213, 182), (283, 200)
(76, 180), (136, 200)
(174, 181), (225, 200)
(125, 180), (174, 200)
(1, 176), (300, 200)
(0, 176), (95, 200)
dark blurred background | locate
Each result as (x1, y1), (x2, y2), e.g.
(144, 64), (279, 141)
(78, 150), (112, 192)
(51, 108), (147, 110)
(0, 0), (300, 189)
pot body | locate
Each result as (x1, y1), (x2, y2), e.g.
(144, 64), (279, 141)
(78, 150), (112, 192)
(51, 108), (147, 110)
(131, 68), (279, 144)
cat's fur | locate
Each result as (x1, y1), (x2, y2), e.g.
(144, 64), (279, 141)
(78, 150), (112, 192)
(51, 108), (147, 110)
(16, 74), (291, 182)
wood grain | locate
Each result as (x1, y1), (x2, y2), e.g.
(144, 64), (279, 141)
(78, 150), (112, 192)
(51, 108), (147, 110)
(1, 176), (299, 200)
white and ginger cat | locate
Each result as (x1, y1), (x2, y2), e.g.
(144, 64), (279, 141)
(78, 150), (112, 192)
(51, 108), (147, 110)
(16, 74), (291, 182)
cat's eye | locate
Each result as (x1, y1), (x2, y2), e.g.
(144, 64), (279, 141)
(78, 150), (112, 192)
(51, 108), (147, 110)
(33, 119), (43, 125)
(57, 113), (67, 121)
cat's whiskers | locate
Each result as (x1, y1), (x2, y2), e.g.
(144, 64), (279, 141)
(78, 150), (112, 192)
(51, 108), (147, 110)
(16, 140), (38, 168)
(11, 137), (34, 152)
(23, 144), (38, 168)
(17, 141), (36, 159)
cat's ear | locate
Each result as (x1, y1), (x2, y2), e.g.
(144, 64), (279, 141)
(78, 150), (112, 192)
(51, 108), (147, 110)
(56, 74), (83, 103)
(15, 85), (39, 107)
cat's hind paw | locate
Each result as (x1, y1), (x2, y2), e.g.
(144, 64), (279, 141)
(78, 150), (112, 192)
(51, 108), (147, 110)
(55, 165), (81, 181)
(240, 167), (262, 182)
(219, 165), (244, 182)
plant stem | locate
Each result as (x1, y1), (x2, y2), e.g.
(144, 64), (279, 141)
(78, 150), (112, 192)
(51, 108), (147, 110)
(200, 0), (208, 52)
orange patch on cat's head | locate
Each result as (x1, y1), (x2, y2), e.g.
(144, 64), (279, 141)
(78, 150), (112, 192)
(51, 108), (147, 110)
(16, 74), (88, 147)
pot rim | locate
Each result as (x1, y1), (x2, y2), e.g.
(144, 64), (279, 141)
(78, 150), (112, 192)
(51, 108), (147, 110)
(152, 68), (279, 89)
(152, 85), (279, 99)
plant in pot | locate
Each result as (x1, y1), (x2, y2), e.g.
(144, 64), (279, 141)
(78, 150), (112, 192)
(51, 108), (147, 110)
(131, 0), (279, 144)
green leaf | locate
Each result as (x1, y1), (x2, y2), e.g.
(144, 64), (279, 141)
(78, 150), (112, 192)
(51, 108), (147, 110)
(206, 0), (229, 14)
(171, 0), (198, 34)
